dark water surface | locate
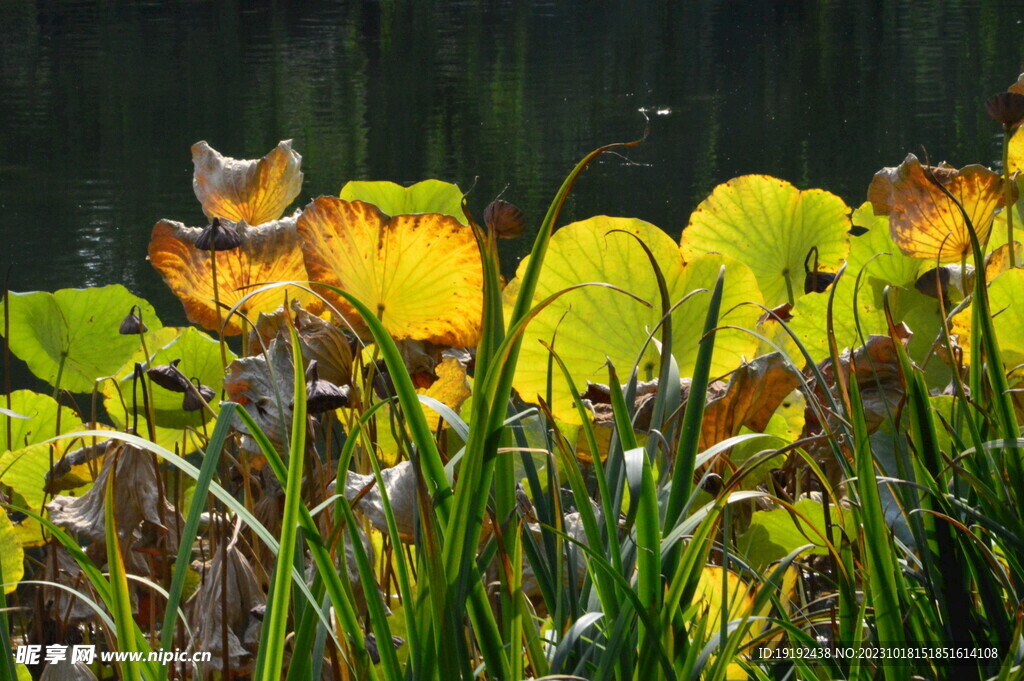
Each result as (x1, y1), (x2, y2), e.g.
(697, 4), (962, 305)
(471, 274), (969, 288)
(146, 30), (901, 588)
(3, 0), (1024, 326)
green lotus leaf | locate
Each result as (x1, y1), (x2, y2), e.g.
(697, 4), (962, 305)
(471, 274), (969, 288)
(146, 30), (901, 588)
(508, 216), (762, 424)
(739, 498), (854, 571)
(0, 285), (163, 393)
(1, 390), (97, 546)
(950, 268), (1024, 369)
(788, 204), (942, 376)
(339, 179), (468, 224)
(0, 510), (23, 593)
(681, 174), (851, 306)
(101, 327), (234, 453)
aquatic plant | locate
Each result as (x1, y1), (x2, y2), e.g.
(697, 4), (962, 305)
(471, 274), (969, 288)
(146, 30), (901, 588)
(3, 78), (1024, 681)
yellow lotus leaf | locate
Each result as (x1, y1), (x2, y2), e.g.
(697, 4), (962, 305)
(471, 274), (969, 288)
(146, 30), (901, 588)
(297, 197), (483, 346)
(423, 357), (472, 412)
(192, 139), (303, 225)
(681, 175), (850, 306)
(509, 217), (761, 425)
(951, 268), (1024, 368)
(149, 216), (320, 335)
(868, 154), (1015, 263)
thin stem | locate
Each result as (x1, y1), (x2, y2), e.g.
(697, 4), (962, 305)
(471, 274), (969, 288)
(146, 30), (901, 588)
(1002, 128), (1017, 268)
(209, 246), (230, 370)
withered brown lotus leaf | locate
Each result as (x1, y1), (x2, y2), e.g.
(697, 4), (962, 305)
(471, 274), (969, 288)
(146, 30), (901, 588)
(700, 352), (802, 450)
(250, 300), (354, 387)
(224, 339), (294, 453)
(192, 139), (303, 226)
(149, 216), (320, 335)
(186, 532), (265, 675)
(484, 199), (526, 239)
(45, 439), (111, 494)
(41, 545), (97, 624)
(805, 324), (912, 437)
(340, 461), (418, 541)
(47, 442), (181, 549)
(297, 198), (483, 346)
(868, 154), (1014, 263)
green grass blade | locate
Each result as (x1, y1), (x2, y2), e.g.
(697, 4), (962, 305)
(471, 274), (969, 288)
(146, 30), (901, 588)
(255, 325), (307, 681)
(104, 457), (144, 681)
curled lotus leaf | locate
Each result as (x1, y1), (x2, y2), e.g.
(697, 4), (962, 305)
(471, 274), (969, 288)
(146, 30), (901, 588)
(509, 216), (762, 425)
(149, 216), (320, 336)
(0, 286), (164, 393)
(186, 533), (265, 674)
(700, 352), (802, 451)
(681, 175), (851, 306)
(297, 197), (483, 346)
(250, 300), (354, 387)
(192, 139), (303, 226)
(47, 442), (182, 555)
(341, 461), (418, 541)
(804, 325), (912, 438)
(868, 154), (1015, 263)
(340, 179), (468, 224)
(950, 268), (1024, 368)
(101, 327), (232, 454)
(224, 338), (294, 454)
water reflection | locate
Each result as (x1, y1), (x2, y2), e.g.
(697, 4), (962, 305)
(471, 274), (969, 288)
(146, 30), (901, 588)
(1, 0), (1023, 325)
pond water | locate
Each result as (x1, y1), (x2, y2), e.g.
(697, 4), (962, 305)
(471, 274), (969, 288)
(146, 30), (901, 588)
(2, 0), (1024, 326)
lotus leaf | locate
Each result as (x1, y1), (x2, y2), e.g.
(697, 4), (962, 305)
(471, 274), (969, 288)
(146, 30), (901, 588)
(739, 498), (853, 570)
(192, 140), (303, 226)
(950, 268), (1024, 368)
(0, 510), (23, 593)
(0, 286), (163, 393)
(868, 154), (1015, 263)
(101, 327), (234, 453)
(700, 352), (802, 450)
(508, 216), (761, 424)
(149, 216), (320, 336)
(1, 391), (106, 546)
(297, 197), (483, 346)
(340, 179), (468, 224)
(681, 175), (851, 306)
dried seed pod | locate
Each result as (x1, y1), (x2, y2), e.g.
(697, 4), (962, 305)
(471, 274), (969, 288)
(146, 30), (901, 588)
(483, 199), (526, 239)
(803, 270), (837, 294)
(305, 361), (351, 413)
(147, 358), (191, 392)
(194, 217), (243, 251)
(985, 91), (1024, 131)
(183, 380), (216, 412)
(118, 306), (148, 335)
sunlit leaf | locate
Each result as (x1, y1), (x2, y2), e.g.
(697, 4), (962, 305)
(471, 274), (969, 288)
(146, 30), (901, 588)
(509, 216), (762, 424)
(149, 216), (320, 336)
(868, 153), (1015, 263)
(950, 268), (1024, 368)
(297, 197), (483, 346)
(101, 327), (234, 453)
(739, 498), (852, 570)
(681, 175), (851, 306)
(0, 286), (163, 393)
(340, 179), (468, 224)
(0, 391), (99, 546)
(192, 139), (303, 226)
(0, 511), (23, 593)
